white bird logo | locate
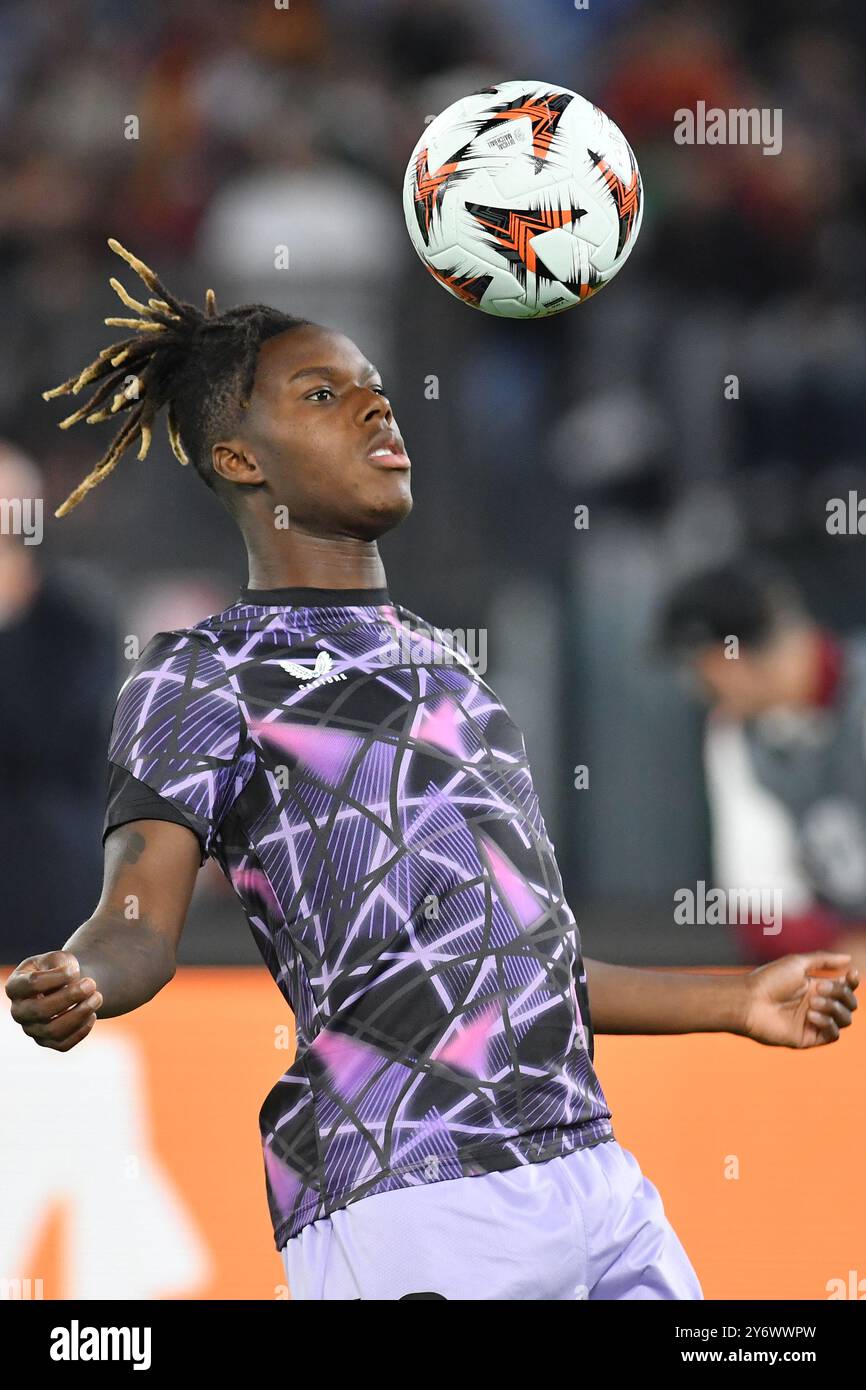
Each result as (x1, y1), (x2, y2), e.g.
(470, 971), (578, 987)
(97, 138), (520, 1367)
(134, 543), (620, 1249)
(278, 651), (335, 684)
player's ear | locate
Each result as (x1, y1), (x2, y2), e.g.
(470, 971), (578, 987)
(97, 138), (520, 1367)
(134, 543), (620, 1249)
(212, 440), (266, 488)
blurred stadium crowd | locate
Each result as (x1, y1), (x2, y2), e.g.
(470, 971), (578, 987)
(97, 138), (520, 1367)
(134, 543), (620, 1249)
(1, 0), (865, 967)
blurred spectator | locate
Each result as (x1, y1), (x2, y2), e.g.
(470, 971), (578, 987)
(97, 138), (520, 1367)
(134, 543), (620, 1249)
(0, 442), (117, 966)
(657, 560), (866, 973)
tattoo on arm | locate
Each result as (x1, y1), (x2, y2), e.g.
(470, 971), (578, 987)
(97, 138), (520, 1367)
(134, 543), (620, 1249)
(121, 831), (146, 865)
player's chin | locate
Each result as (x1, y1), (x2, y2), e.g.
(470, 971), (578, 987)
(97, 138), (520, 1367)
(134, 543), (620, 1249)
(355, 476), (413, 537)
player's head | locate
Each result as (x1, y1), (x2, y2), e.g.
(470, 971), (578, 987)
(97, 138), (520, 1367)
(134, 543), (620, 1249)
(656, 562), (816, 718)
(44, 241), (412, 542)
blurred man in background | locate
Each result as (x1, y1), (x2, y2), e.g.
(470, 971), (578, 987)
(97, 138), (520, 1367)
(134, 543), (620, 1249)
(658, 561), (866, 974)
(0, 441), (116, 965)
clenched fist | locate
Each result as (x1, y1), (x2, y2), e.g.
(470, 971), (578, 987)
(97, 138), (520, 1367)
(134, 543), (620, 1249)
(5, 951), (103, 1051)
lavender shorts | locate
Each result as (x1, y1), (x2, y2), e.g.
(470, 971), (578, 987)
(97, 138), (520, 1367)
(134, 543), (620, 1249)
(280, 1139), (703, 1300)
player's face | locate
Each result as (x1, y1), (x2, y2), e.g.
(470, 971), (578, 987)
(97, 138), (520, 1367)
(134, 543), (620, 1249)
(237, 324), (412, 540)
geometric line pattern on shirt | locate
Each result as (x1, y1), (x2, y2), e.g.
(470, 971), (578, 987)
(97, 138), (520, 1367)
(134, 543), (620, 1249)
(106, 596), (613, 1247)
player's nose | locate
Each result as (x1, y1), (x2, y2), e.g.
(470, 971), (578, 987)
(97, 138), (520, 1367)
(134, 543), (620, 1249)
(359, 389), (393, 423)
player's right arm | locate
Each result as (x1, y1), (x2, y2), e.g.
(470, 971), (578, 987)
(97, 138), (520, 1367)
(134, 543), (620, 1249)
(4, 818), (201, 1051)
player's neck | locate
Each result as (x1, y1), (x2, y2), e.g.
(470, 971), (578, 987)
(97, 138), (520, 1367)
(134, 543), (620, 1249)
(244, 531), (387, 593)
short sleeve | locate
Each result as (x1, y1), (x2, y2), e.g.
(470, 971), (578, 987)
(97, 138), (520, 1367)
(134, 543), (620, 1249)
(106, 629), (253, 861)
(103, 763), (208, 864)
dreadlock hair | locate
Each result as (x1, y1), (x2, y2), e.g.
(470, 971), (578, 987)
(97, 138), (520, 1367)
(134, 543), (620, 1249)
(43, 239), (313, 517)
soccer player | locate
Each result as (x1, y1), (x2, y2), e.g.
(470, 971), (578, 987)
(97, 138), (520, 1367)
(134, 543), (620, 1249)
(5, 244), (859, 1300)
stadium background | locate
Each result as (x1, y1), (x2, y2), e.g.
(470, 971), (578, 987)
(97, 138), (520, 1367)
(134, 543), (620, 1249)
(1, 0), (865, 1299)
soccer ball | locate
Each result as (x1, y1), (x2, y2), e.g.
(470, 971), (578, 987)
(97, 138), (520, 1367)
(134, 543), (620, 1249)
(403, 80), (643, 318)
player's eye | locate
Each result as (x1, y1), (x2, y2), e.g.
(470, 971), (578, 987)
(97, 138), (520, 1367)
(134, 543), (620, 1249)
(304, 383), (386, 401)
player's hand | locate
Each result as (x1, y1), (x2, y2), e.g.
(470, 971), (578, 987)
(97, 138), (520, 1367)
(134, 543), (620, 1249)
(741, 952), (859, 1049)
(4, 950), (103, 1051)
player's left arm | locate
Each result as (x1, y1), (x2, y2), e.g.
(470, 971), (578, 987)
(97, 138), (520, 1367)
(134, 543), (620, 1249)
(584, 954), (859, 1049)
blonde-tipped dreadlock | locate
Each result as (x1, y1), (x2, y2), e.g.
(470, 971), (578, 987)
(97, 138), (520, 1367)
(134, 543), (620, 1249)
(43, 239), (311, 517)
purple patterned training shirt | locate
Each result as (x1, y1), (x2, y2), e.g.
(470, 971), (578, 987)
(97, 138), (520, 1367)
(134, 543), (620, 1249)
(103, 585), (615, 1249)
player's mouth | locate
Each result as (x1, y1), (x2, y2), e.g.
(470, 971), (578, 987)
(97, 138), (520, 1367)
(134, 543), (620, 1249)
(366, 430), (411, 470)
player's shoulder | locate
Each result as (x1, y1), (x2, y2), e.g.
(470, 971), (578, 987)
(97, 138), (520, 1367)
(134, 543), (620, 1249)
(135, 622), (219, 664)
(389, 602), (487, 682)
(388, 601), (444, 648)
(116, 618), (234, 702)
(390, 601), (458, 644)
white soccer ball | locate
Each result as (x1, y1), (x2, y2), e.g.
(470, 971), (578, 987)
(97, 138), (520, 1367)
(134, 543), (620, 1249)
(403, 80), (643, 318)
